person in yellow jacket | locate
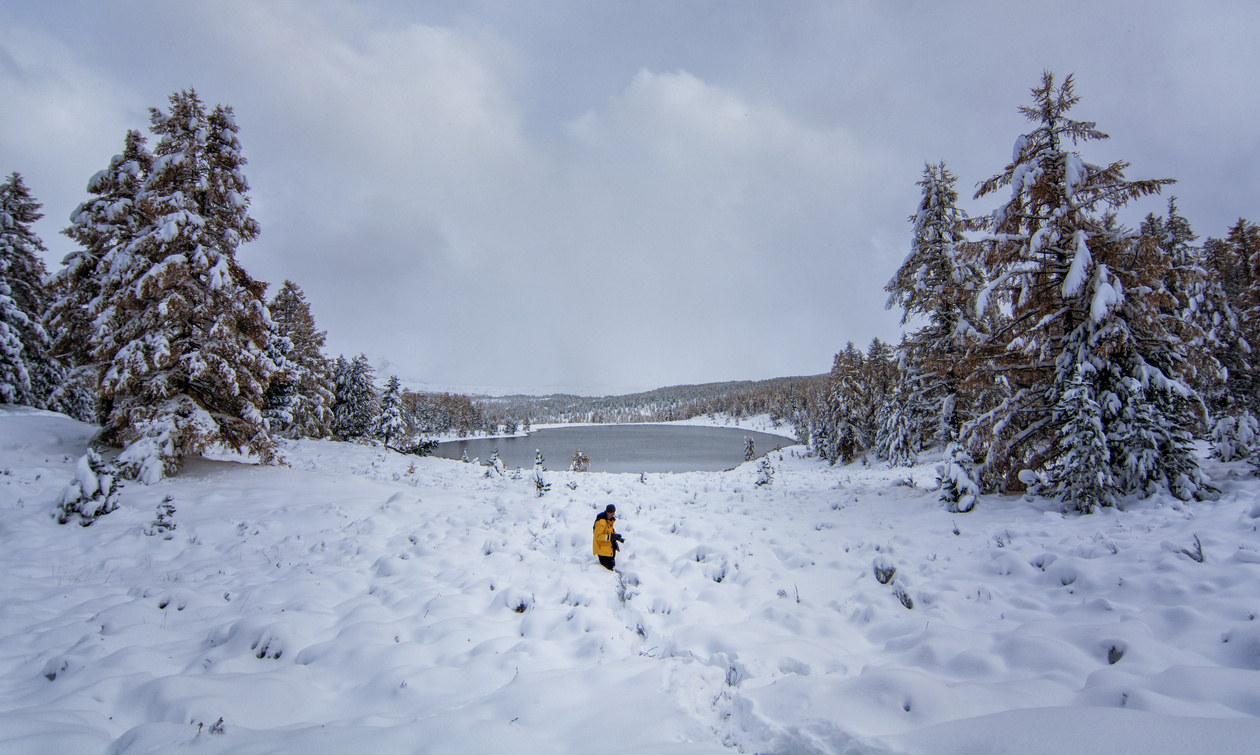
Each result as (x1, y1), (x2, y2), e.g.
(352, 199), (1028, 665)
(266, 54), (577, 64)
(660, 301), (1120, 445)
(592, 504), (624, 570)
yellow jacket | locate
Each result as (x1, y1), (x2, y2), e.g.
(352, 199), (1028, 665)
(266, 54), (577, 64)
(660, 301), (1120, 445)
(593, 516), (616, 557)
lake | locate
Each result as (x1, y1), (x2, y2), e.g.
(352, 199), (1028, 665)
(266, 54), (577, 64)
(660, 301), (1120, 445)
(433, 424), (800, 473)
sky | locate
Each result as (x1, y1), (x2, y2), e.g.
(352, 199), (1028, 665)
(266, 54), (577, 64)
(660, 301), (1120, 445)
(1, 1), (1257, 396)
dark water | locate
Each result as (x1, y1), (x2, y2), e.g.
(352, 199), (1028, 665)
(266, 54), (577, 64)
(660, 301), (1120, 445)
(433, 424), (800, 473)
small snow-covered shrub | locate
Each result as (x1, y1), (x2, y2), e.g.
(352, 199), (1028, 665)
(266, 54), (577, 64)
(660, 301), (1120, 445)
(570, 449), (590, 472)
(1211, 412), (1260, 463)
(146, 495), (176, 538)
(54, 449), (122, 526)
(937, 442), (978, 513)
(755, 457), (774, 487)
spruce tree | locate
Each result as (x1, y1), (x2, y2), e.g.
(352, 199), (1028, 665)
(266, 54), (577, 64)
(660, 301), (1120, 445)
(267, 281), (334, 438)
(332, 354), (377, 439)
(884, 163), (982, 458)
(1050, 365), (1115, 513)
(813, 342), (868, 464)
(376, 375), (407, 448)
(0, 172), (61, 409)
(82, 90), (278, 482)
(1201, 221), (1257, 424)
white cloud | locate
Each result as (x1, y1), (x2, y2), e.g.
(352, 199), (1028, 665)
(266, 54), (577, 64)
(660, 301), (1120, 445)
(0, 22), (143, 261)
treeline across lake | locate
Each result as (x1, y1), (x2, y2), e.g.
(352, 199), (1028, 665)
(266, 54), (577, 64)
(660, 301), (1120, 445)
(457, 374), (825, 437)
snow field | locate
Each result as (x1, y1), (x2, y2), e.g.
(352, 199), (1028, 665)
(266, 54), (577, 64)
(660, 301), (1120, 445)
(2, 407), (1260, 753)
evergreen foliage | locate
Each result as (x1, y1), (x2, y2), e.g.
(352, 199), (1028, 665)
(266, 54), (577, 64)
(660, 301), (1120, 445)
(812, 342), (870, 464)
(936, 441), (978, 514)
(1049, 365), (1115, 513)
(54, 449), (122, 526)
(0, 172), (62, 409)
(331, 354), (377, 439)
(53, 91), (278, 482)
(265, 281), (335, 438)
(376, 375), (407, 447)
(883, 162), (980, 457)
(533, 449), (550, 497)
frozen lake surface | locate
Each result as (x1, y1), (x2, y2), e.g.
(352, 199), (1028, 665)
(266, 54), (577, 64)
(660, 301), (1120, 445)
(433, 424), (799, 472)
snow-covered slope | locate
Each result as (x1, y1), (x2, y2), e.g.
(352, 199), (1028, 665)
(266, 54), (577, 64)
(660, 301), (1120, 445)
(2, 406), (1259, 754)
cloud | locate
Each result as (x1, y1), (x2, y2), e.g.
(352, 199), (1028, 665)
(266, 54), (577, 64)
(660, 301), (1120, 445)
(0, 22), (143, 259)
(6, 1), (1258, 395)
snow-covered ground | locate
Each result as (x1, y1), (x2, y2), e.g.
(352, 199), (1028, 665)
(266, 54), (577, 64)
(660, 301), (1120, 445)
(2, 405), (1259, 754)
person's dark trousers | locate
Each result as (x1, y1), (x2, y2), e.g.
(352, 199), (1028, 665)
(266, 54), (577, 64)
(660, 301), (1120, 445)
(599, 555), (616, 570)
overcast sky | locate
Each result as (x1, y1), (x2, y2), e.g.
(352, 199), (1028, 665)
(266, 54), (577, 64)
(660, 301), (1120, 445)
(2, 1), (1257, 395)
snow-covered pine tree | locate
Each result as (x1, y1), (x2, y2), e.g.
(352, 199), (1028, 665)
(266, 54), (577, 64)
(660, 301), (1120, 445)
(376, 375), (407, 448)
(813, 342), (868, 464)
(875, 361), (938, 467)
(958, 72), (1184, 497)
(862, 338), (897, 447)
(331, 354), (377, 439)
(1231, 219), (1260, 412)
(267, 281), (335, 438)
(936, 441), (979, 513)
(0, 172), (62, 409)
(533, 449), (550, 497)
(885, 162), (983, 454)
(1199, 219), (1259, 454)
(260, 322), (299, 435)
(72, 91), (278, 482)
(1049, 364), (1115, 513)
(50, 130), (153, 424)
(54, 448), (123, 526)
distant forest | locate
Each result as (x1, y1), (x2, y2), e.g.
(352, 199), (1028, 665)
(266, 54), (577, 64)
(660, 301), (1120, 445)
(465, 374), (825, 437)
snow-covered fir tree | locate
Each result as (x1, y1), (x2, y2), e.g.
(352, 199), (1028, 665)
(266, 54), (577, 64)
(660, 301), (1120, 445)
(862, 338), (896, 447)
(375, 375), (407, 448)
(883, 162), (981, 457)
(1196, 220), (1259, 463)
(957, 72), (1207, 502)
(812, 342), (868, 464)
(936, 441), (978, 513)
(68, 91), (279, 482)
(54, 448), (122, 526)
(49, 130), (154, 424)
(0, 172), (62, 409)
(331, 354), (377, 439)
(260, 322), (299, 435)
(266, 281), (335, 438)
(1049, 364), (1115, 513)
(533, 449), (550, 497)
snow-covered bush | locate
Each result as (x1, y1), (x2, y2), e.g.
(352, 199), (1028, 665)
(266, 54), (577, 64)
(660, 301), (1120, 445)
(755, 457), (774, 487)
(1211, 412), (1260, 463)
(146, 495), (176, 538)
(570, 449), (590, 472)
(937, 441), (978, 513)
(54, 449), (122, 526)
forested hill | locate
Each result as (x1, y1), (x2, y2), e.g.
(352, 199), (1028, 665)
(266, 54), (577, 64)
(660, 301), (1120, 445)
(474, 374), (825, 429)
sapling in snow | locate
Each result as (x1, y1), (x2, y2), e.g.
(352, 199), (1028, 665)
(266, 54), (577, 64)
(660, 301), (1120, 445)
(755, 457), (774, 487)
(937, 442), (979, 513)
(533, 449), (550, 497)
(55, 449), (122, 526)
(146, 495), (177, 538)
